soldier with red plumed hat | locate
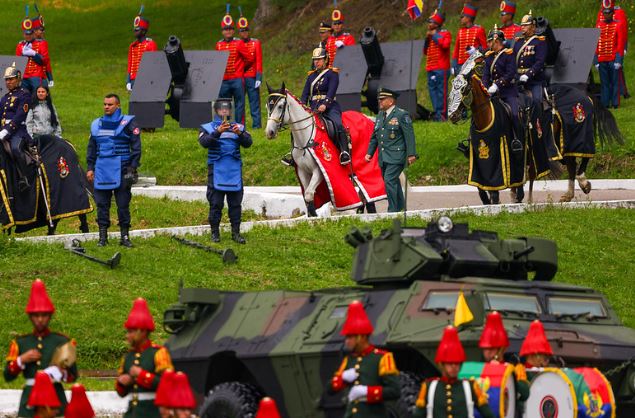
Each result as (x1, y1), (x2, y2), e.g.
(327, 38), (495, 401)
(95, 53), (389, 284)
(116, 298), (174, 418)
(594, 1), (627, 108)
(330, 301), (400, 418)
(30, 4), (54, 88)
(424, 9), (452, 121)
(499, 1), (521, 44)
(413, 326), (495, 418)
(3, 279), (77, 417)
(237, 7), (263, 129)
(520, 319), (553, 369)
(596, 0), (629, 99)
(64, 384), (95, 418)
(28, 371), (62, 418)
(451, 3), (487, 76)
(331, 3), (355, 51)
(127, 6), (158, 92)
(216, 4), (254, 125)
(255, 397), (282, 418)
(155, 371), (194, 418)
(16, 6), (50, 93)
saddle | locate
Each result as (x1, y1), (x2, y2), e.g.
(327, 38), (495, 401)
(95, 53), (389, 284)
(317, 115), (338, 142)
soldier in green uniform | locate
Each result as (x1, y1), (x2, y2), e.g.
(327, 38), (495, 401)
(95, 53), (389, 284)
(116, 298), (174, 418)
(330, 300), (400, 417)
(3, 279), (78, 417)
(365, 88), (417, 212)
(414, 326), (495, 418)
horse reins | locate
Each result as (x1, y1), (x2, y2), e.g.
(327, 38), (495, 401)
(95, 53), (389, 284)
(267, 92), (318, 154)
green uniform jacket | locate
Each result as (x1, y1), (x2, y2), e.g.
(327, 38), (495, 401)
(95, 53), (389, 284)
(4, 330), (78, 417)
(116, 340), (173, 418)
(330, 346), (400, 418)
(366, 106), (417, 166)
(413, 377), (496, 418)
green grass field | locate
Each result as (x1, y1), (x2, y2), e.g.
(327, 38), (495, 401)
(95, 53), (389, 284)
(0, 0), (632, 186)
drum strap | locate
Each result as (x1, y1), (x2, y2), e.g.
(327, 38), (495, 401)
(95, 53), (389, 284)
(426, 380), (439, 418)
(462, 380), (475, 418)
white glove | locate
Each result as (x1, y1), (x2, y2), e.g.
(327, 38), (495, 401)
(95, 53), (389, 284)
(254, 80), (261, 89)
(451, 67), (455, 76)
(614, 62), (622, 70)
(126, 82), (132, 92)
(595, 63), (600, 70)
(348, 385), (368, 402)
(48, 80), (54, 88)
(335, 40), (345, 48)
(487, 84), (499, 94)
(519, 74), (529, 83)
(44, 366), (63, 382)
(0, 129), (9, 140)
(342, 368), (359, 383)
(430, 75), (437, 81)
(22, 44), (36, 57)
(467, 46), (477, 56)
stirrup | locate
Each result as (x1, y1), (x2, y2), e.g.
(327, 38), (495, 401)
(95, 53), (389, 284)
(280, 153), (295, 167)
(339, 151), (351, 165)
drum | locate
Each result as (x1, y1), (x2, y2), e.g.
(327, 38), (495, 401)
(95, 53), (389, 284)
(525, 367), (615, 418)
(459, 361), (516, 418)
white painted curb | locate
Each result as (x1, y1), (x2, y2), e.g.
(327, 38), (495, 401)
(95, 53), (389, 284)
(0, 390), (126, 416)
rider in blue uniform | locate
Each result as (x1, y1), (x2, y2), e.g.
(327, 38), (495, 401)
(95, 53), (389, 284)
(199, 99), (252, 244)
(0, 63), (33, 192)
(300, 47), (350, 165)
(514, 10), (547, 107)
(86, 94), (141, 248)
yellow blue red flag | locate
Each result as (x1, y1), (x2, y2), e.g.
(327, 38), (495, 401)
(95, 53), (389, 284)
(407, 0), (424, 20)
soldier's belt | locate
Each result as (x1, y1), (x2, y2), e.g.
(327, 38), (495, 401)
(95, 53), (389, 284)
(24, 378), (35, 386)
(517, 69), (529, 74)
(1, 119), (11, 125)
(311, 95), (332, 100)
(128, 393), (156, 401)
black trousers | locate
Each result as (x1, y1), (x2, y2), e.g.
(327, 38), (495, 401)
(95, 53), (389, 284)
(206, 165), (243, 228)
(94, 180), (132, 228)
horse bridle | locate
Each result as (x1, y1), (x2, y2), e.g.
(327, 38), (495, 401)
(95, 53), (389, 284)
(266, 93), (315, 132)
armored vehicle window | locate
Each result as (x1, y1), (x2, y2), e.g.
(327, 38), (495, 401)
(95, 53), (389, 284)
(547, 297), (606, 317)
(330, 306), (348, 319)
(421, 291), (458, 310)
(485, 293), (541, 314)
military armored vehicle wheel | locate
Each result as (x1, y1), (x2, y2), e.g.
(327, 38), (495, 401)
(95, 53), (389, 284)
(200, 382), (260, 418)
(387, 371), (421, 417)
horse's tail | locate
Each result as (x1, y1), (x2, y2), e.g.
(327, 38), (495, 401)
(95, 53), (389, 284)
(592, 98), (625, 147)
(546, 159), (564, 180)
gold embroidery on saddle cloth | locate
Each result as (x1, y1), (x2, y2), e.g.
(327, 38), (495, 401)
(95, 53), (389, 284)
(321, 141), (332, 162)
(573, 102), (586, 123)
(478, 140), (490, 159)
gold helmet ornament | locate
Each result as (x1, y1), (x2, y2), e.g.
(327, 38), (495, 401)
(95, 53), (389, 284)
(4, 62), (21, 79)
(312, 47), (328, 61)
(520, 10), (536, 26)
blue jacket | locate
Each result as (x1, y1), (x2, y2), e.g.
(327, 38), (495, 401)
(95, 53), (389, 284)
(300, 68), (341, 113)
(482, 48), (517, 97)
(0, 87), (32, 140)
(199, 117), (253, 166)
(86, 109), (141, 171)
(513, 34), (547, 83)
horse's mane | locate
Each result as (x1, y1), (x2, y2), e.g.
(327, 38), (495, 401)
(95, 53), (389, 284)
(285, 89), (313, 113)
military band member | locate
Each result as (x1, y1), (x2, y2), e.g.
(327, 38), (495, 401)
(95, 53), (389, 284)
(255, 397), (282, 418)
(16, 15), (50, 92)
(451, 4), (487, 76)
(127, 8), (158, 92)
(499, 1), (521, 45)
(116, 298), (174, 418)
(596, 0), (629, 99)
(514, 10), (547, 106)
(331, 7), (355, 50)
(594, 4), (626, 108)
(199, 99), (252, 244)
(86, 94), (142, 248)
(27, 371), (62, 418)
(520, 320), (553, 371)
(237, 11), (263, 129)
(30, 11), (54, 88)
(0, 63), (34, 191)
(3, 279), (78, 417)
(318, 22), (337, 68)
(64, 384), (96, 418)
(365, 88), (417, 212)
(330, 301), (400, 418)
(301, 48), (350, 165)
(155, 371), (195, 418)
(424, 10), (452, 122)
(414, 326), (495, 418)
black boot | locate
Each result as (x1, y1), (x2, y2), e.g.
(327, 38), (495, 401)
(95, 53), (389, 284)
(489, 191), (500, 204)
(120, 227), (133, 248)
(280, 153), (295, 167)
(98, 227), (108, 247)
(231, 226), (246, 244)
(211, 225), (220, 243)
(515, 187), (525, 203)
(338, 132), (351, 165)
(478, 189), (491, 205)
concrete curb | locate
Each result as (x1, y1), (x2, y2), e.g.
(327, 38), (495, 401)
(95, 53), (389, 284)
(0, 390), (127, 416)
(16, 200), (635, 245)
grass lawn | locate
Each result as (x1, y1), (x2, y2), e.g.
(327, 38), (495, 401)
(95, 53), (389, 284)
(0, 206), (634, 389)
(0, 0), (632, 187)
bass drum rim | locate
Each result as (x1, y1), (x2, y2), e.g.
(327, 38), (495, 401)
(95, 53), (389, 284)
(526, 367), (577, 418)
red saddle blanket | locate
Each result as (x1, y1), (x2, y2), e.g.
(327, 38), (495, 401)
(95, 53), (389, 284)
(297, 111), (386, 210)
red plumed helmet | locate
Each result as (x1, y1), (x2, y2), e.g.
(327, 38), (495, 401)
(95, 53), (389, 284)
(255, 397), (282, 418)
(64, 384), (95, 418)
(520, 320), (553, 356)
(154, 369), (175, 407)
(124, 298), (155, 331)
(340, 300), (374, 336)
(28, 371), (61, 408)
(479, 311), (510, 349)
(165, 372), (196, 409)
(435, 326), (466, 363)
(26, 279), (55, 314)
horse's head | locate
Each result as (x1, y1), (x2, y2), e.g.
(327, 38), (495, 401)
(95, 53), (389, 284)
(447, 50), (485, 124)
(265, 82), (288, 139)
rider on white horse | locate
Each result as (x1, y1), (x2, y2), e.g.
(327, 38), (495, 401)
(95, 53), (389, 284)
(282, 47), (350, 166)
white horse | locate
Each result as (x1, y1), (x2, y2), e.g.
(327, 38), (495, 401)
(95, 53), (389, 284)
(265, 83), (325, 217)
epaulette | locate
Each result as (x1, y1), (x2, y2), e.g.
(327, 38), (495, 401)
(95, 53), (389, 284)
(146, 37), (153, 41)
(536, 36), (546, 41)
(331, 67), (339, 73)
(373, 348), (388, 355)
(485, 50), (494, 57)
(151, 343), (163, 349)
(307, 70), (316, 75)
(504, 48), (513, 54)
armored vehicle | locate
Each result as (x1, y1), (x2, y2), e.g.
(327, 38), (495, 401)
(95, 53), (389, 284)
(164, 218), (635, 418)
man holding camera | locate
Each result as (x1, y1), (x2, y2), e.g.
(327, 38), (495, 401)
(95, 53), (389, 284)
(86, 94), (141, 248)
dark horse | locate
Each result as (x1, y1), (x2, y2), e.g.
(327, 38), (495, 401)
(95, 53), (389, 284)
(0, 134), (92, 235)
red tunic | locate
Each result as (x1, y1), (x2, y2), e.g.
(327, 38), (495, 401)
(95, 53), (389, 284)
(128, 37), (158, 81)
(596, 19), (626, 62)
(216, 38), (254, 80)
(596, 7), (628, 47)
(324, 37), (337, 68)
(425, 29), (452, 71)
(15, 39), (48, 79)
(452, 25), (487, 65)
(501, 23), (522, 41)
(241, 38), (263, 80)
(333, 32), (356, 46)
